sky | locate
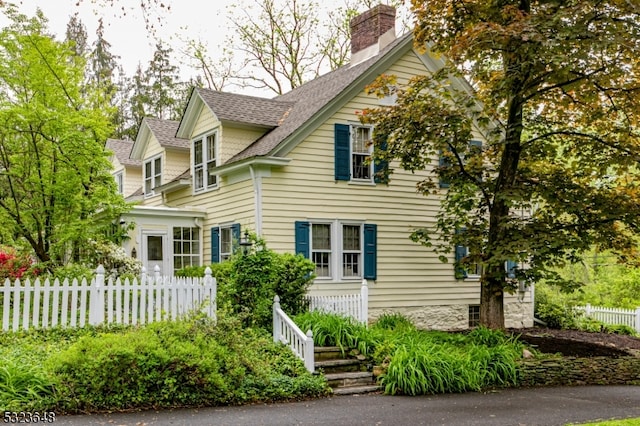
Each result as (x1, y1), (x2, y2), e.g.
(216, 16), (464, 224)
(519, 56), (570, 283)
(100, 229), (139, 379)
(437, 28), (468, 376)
(2, 0), (359, 95)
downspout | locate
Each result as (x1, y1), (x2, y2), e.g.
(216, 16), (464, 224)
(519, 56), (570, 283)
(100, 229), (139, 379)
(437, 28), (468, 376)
(249, 165), (263, 235)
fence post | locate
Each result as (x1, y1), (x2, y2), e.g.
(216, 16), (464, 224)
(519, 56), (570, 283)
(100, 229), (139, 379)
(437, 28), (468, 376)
(305, 329), (315, 373)
(141, 266), (147, 284)
(154, 265), (161, 283)
(204, 266), (216, 321)
(585, 303), (591, 318)
(635, 307), (640, 334)
(361, 279), (369, 325)
(89, 265), (105, 325)
(273, 295), (281, 343)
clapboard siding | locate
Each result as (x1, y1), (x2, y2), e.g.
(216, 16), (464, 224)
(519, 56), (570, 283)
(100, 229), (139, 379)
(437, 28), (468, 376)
(221, 126), (265, 165)
(259, 49), (480, 307)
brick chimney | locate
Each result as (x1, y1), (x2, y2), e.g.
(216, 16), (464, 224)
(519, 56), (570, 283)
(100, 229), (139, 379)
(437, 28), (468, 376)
(350, 5), (396, 65)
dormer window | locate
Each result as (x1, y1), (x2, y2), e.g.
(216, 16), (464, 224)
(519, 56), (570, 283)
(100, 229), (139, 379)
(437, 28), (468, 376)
(144, 156), (161, 197)
(193, 131), (218, 192)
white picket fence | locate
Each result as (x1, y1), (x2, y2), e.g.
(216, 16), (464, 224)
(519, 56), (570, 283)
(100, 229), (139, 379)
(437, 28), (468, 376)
(576, 304), (640, 333)
(1, 265), (216, 332)
(305, 279), (369, 324)
(273, 295), (315, 372)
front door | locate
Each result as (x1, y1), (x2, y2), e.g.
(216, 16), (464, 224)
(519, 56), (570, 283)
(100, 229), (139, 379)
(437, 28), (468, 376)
(142, 231), (171, 276)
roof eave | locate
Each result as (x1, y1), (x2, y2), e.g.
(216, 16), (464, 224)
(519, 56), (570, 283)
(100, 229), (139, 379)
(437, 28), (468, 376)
(216, 156), (291, 175)
(155, 178), (191, 194)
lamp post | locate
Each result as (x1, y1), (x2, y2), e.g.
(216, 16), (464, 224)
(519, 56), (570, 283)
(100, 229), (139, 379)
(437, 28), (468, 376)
(239, 230), (253, 254)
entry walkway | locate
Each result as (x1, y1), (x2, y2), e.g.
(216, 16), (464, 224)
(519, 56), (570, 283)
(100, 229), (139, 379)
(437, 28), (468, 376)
(56, 386), (640, 426)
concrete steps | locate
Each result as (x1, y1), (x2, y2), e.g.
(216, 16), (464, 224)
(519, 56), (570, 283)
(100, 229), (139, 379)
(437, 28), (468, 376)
(314, 346), (380, 395)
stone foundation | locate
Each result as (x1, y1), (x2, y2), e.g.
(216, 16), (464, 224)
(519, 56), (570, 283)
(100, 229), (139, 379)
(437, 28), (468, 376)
(369, 301), (534, 330)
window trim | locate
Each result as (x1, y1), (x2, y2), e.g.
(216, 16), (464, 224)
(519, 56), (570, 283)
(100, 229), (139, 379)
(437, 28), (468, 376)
(349, 124), (374, 183)
(306, 220), (365, 282)
(192, 130), (219, 193)
(172, 226), (201, 271)
(114, 171), (124, 195)
(143, 155), (162, 197)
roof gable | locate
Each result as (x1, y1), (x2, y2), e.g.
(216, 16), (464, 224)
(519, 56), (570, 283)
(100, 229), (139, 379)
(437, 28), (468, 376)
(226, 34), (414, 164)
(131, 118), (188, 159)
(176, 88), (294, 139)
(105, 138), (141, 167)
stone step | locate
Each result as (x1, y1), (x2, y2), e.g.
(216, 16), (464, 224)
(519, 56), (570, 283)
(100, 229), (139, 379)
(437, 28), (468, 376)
(324, 371), (376, 388)
(331, 384), (381, 395)
(314, 346), (347, 361)
(315, 358), (364, 374)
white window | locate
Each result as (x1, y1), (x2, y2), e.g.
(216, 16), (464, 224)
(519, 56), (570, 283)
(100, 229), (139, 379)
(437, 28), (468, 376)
(351, 125), (373, 181)
(309, 221), (363, 280)
(311, 224), (332, 278)
(173, 227), (200, 270)
(144, 156), (162, 197)
(193, 131), (218, 192)
(114, 171), (124, 194)
(462, 246), (483, 279)
(220, 226), (233, 261)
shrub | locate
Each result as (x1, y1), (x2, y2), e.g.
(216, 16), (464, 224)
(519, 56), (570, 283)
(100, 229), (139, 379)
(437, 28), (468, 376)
(0, 246), (33, 281)
(47, 313), (328, 412)
(178, 235), (315, 331)
(0, 359), (56, 411)
(534, 289), (578, 329)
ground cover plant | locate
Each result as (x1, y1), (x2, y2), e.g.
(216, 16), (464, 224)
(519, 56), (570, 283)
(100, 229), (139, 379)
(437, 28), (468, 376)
(294, 311), (524, 395)
(0, 313), (328, 413)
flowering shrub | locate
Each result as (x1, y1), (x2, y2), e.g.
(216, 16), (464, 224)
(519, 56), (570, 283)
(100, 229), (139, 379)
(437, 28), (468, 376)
(0, 246), (33, 282)
(84, 239), (141, 277)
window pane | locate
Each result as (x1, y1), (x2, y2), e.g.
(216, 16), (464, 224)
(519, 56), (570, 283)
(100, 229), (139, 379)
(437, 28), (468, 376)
(312, 224), (331, 250)
(182, 227), (191, 240)
(352, 154), (371, 180)
(147, 236), (163, 261)
(144, 178), (152, 194)
(194, 139), (203, 164)
(352, 127), (370, 152)
(221, 227), (232, 254)
(207, 134), (216, 160)
(154, 157), (161, 170)
(174, 241), (181, 255)
(313, 252), (330, 277)
(343, 225), (360, 251)
(194, 167), (204, 190)
(145, 161), (152, 178)
(343, 253), (360, 277)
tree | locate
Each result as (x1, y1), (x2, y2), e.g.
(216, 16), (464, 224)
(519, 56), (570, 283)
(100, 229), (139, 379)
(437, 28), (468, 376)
(360, 1), (640, 328)
(146, 41), (181, 120)
(65, 12), (88, 57)
(0, 5), (128, 265)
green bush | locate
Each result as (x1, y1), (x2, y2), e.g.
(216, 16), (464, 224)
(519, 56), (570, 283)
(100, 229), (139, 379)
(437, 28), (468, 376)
(534, 288), (578, 329)
(177, 236), (315, 330)
(47, 313), (328, 412)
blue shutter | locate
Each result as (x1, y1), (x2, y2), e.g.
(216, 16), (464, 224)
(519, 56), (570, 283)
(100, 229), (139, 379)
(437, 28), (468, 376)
(374, 138), (388, 184)
(438, 150), (451, 188)
(454, 228), (467, 279)
(335, 124), (350, 181)
(469, 140), (482, 149)
(363, 224), (377, 280)
(231, 223), (241, 253)
(210, 227), (220, 263)
(295, 221), (310, 258)
(506, 259), (518, 279)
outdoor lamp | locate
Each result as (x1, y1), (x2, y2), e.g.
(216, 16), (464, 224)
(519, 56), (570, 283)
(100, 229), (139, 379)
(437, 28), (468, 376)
(239, 230), (252, 254)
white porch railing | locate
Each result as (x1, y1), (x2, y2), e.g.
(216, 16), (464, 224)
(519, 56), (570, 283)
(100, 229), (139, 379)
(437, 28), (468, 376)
(576, 304), (640, 333)
(272, 295), (314, 373)
(1, 265), (216, 332)
(305, 279), (368, 324)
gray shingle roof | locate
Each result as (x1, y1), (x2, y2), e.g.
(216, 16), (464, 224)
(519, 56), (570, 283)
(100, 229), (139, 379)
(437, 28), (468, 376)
(105, 138), (141, 167)
(226, 34), (411, 164)
(143, 117), (189, 149)
(196, 89), (294, 128)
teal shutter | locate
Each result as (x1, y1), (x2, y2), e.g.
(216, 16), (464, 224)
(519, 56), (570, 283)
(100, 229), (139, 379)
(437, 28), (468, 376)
(363, 224), (377, 280)
(506, 259), (518, 279)
(454, 228), (467, 279)
(335, 124), (350, 181)
(469, 140), (482, 149)
(438, 150), (451, 188)
(211, 227), (220, 263)
(295, 221), (310, 258)
(374, 138), (388, 184)
(231, 223), (241, 253)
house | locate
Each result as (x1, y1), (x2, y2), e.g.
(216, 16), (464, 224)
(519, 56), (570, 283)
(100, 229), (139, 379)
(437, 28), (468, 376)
(109, 5), (533, 330)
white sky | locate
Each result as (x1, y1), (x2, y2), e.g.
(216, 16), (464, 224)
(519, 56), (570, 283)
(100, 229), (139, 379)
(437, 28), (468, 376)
(4, 0), (351, 92)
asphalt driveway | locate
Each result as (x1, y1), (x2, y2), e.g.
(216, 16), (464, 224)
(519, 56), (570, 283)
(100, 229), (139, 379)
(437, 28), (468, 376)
(56, 385), (640, 426)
